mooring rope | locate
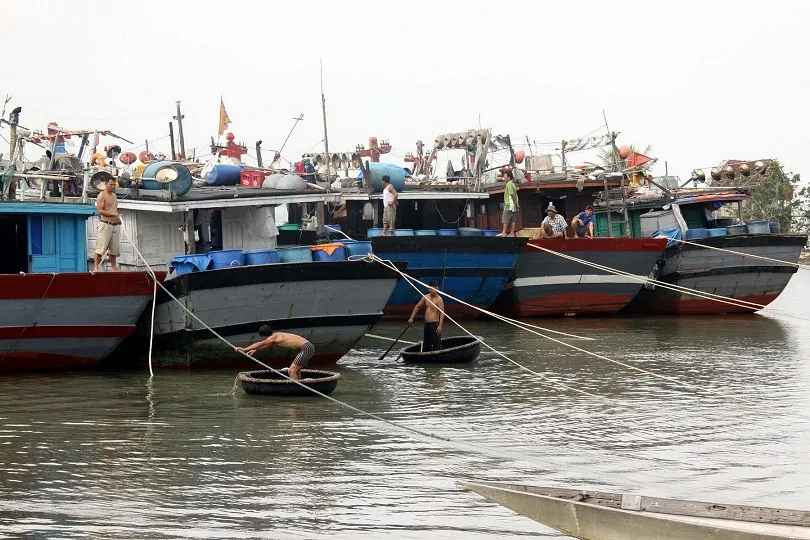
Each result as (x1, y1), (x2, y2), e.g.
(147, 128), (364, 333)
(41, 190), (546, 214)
(673, 238), (810, 270)
(366, 253), (789, 412)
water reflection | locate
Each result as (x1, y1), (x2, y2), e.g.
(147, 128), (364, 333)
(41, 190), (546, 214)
(0, 276), (809, 538)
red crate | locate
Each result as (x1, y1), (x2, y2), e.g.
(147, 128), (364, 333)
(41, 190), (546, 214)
(240, 170), (269, 188)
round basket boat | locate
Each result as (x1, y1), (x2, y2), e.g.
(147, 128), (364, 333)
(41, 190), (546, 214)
(399, 335), (482, 364)
(237, 368), (340, 396)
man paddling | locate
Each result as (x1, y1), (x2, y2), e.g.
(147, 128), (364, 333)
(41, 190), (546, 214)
(407, 281), (445, 352)
(235, 325), (314, 381)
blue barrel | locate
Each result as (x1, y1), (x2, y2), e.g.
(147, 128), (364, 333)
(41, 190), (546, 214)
(209, 249), (244, 269)
(746, 220), (770, 234)
(365, 162), (406, 193)
(458, 227), (482, 236)
(769, 221), (781, 233)
(311, 243), (347, 262)
(244, 248), (280, 266)
(707, 228), (728, 237)
(685, 228), (708, 240)
(207, 164), (244, 186)
(343, 240), (372, 257)
(437, 229), (459, 236)
(482, 229), (501, 237)
(367, 228), (383, 238)
(393, 229), (414, 236)
(277, 246), (312, 263)
(141, 161), (192, 196)
(414, 230), (437, 236)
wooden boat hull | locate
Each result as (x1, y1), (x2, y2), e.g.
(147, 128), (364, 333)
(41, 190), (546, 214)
(238, 368), (339, 396)
(0, 271), (162, 372)
(459, 481), (810, 540)
(399, 335), (481, 363)
(625, 234), (806, 315)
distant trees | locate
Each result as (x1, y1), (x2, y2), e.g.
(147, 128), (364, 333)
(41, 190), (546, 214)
(739, 160), (807, 233)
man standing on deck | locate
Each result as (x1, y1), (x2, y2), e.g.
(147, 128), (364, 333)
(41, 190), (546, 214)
(407, 281), (446, 352)
(93, 177), (122, 272)
(381, 175), (398, 236)
(498, 171), (520, 237)
(235, 325), (314, 381)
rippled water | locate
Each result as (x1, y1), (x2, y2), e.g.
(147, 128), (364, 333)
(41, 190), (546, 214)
(2, 272), (810, 539)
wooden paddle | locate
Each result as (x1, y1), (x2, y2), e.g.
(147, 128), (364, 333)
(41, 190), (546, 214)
(377, 324), (411, 361)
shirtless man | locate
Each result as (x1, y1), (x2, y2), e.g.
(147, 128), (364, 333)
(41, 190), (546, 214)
(235, 325), (314, 381)
(407, 281), (446, 352)
(93, 178), (121, 272)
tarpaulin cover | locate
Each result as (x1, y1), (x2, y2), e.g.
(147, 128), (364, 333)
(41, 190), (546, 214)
(169, 255), (212, 273)
(652, 228), (682, 247)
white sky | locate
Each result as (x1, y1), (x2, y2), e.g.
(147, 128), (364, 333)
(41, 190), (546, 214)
(5, 0), (810, 180)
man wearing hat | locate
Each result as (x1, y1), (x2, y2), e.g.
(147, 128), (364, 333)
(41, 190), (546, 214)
(540, 202), (568, 239)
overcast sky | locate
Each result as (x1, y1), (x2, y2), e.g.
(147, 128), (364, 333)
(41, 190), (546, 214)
(5, 0), (809, 180)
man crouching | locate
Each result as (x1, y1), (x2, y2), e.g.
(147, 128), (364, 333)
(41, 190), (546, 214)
(235, 325), (314, 381)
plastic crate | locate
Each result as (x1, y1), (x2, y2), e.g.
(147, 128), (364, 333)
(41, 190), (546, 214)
(240, 170), (268, 188)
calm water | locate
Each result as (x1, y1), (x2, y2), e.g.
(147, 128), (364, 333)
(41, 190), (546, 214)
(2, 272), (810, 539)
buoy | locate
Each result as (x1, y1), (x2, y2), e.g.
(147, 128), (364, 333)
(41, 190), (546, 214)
(139, 151), (155, 163)
(90, 153), (106, 167)
(119, 152), (137, 165)
(710, 168), (722, 180)
(724, 165), (735, 179)
(514, 150), (525, 164)
(739, 163), (751, 176)
(619, 145), (630, 159)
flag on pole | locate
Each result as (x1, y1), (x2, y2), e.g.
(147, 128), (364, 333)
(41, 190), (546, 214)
(626, 151), (652, 169)
(218, 97), (231, 136)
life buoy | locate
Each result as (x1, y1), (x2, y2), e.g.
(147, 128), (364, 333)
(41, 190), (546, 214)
(90, 153), (106, 167)
(119, 151), (137, 165)
(139, 150), (155, 163)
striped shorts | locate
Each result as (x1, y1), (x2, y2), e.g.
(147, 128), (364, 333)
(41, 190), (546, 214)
(292, 341), (315, 367)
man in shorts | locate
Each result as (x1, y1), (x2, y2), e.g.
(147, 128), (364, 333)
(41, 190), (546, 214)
(499, 171), (519, 237)
(381, 175), (398, 236)
(93, 177), (121, 272)
(570, 205), (595, 238)
(407, 281), (445, 351)
(235, 325), (314, 381)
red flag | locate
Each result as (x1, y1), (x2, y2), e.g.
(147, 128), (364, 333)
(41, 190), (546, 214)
(626, 152), (652, 168)
(218, 97), (231, 136)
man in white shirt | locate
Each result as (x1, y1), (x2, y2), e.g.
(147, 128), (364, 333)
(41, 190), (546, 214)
(540, 203), (568, 239)
(381, 175), (398, 236)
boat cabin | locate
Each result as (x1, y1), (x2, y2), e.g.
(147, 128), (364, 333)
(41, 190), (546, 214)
(0, 202), (94, 274)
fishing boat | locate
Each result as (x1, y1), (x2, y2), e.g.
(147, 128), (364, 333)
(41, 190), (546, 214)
(399, 335), (481, 363)
(460, 481), (810, 540)
(593, 184), (806, 315)
(0, 110), (160, 372)
(337, 128), (527, 319)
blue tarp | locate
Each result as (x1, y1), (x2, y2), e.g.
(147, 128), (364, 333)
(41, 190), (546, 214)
(651, 228), (682, 247)
(169, 255), (213, 274)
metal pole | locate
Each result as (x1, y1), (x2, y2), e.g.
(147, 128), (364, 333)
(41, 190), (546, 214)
(174, 101), (186, 159)
(169, 122), (176, 160)
(255, 140), (263, 168)
(145, 139), (149, 153)
(603, 173), (613, 237)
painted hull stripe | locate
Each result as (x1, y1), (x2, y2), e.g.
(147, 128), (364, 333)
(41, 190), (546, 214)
(0, 325), (135, 339)
(513, 275), (648, 287)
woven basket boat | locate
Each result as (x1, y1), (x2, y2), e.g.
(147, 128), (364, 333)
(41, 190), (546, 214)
(237, 368), (340, 396)
(399, 335), (482, 364)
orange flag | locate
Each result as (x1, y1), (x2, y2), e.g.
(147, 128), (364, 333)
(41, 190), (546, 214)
(218, 97), (231, 136)
(626, 152), (652, 169)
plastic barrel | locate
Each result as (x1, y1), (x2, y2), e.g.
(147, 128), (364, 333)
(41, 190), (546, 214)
(277, 246), (313, 263)
(343, 241), (372, 257)
(746, 220), (771, 234)
(414, 230), (437, 236)
(209, 249), (244, 269)
(458, 227), (483, 236)
(244, 248), (281, 266)
(685, 228), (708, 240)
(207, 164), (244, 186)
(707, 228), (728, 237)
(278, 223), (301, 231)
(726, 224), (748, 236)
(769, 221), (781, 233)
(367, 228), (383, 238)
(311, 243), (347, 262)
(482, 229), (501, 237)
(366, 162), (406, 193)
(437, 229), (459, 236)
(393, 229), (414, 236)
(141, 161), (192, 196)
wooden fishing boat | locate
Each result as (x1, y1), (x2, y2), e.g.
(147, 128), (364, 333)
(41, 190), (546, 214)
(237, 368), (340, 396)
(399, 335), (481, 364)
(459, 481), (810, 540)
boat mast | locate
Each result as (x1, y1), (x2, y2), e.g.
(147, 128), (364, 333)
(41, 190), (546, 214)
(316, 60), (328, 233)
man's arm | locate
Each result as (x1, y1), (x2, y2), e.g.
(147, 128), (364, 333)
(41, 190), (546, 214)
(510, 189), (519, 209)
(390, 185), (398, 205)
(437, 298), (445, 333)
(235, 336), (275, 355)
(408, 296), (425, 324)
